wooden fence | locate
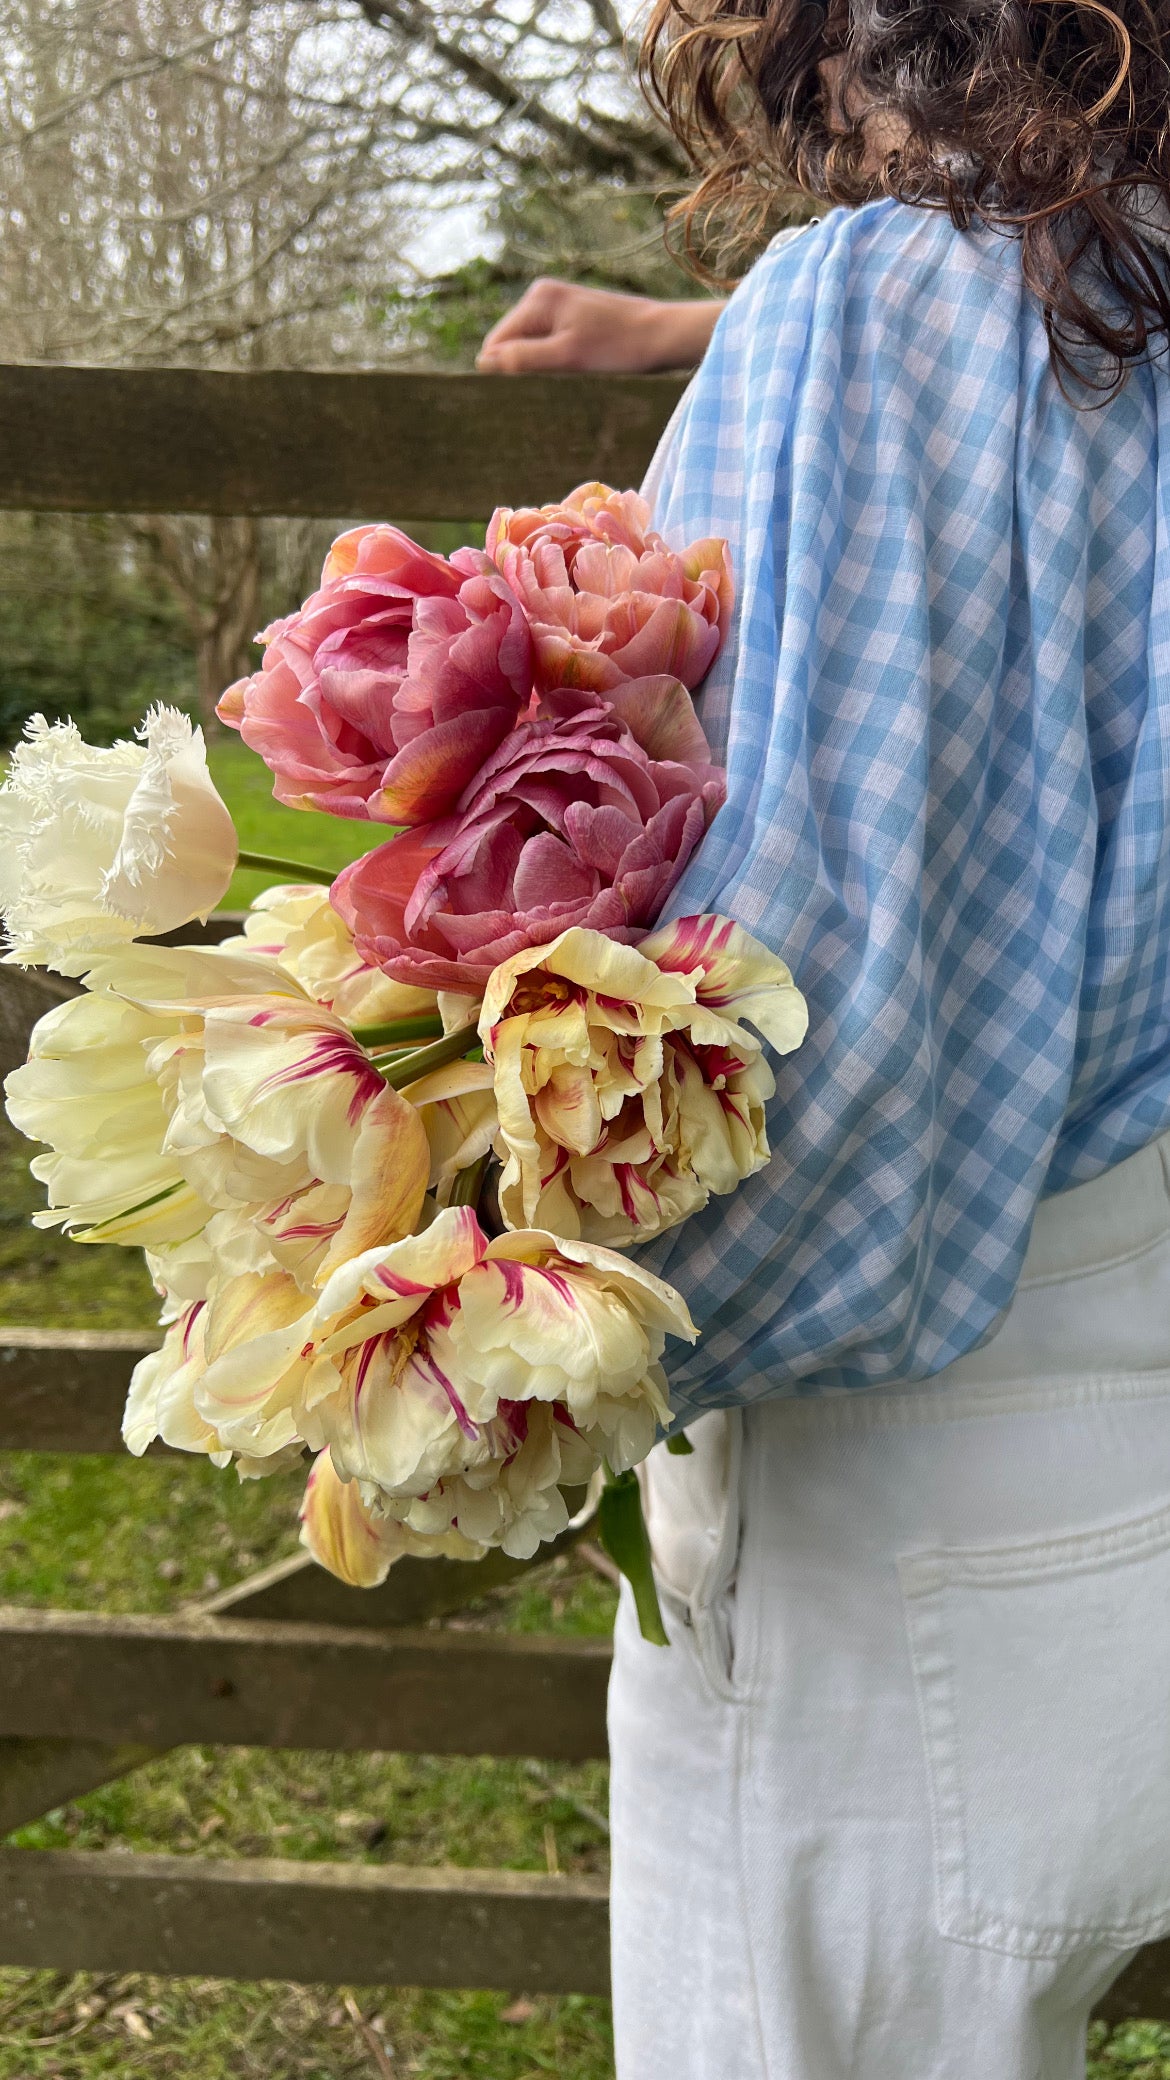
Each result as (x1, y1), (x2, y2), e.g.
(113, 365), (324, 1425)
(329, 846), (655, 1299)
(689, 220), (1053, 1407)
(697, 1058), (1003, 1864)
(0, 361), (1164, 2025)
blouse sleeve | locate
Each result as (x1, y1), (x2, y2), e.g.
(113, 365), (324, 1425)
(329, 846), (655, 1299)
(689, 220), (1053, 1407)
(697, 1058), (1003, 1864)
(635, 200), (1170, 1420)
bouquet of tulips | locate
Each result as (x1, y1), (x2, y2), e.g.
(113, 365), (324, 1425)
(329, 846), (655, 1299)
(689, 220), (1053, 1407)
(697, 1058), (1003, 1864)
(0, 484), (807, 1641)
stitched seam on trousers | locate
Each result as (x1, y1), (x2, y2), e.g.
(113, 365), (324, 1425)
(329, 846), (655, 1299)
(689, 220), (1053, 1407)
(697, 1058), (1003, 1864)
(899, 1491), (1170, 1593)
(1015, 1131), (1170, 1292)
(894, 1584), (1163, 1955)
(689, 1409), (759, 1710)
(762, 1368), (1170, 1439)
(1016, 1224), (1170, 1290)
(922, 1907), (1170, 1957)
(693, 1407), (744, 1618)
(898, 1567), (972, 1942)
(730, 1407), (766, 1709)
(731, 1682), (772, 2080)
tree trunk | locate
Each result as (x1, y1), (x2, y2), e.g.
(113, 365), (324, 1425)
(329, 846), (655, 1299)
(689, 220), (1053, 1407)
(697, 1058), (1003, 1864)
(140, 514), (262, 734)
(195, 515), (262, 732)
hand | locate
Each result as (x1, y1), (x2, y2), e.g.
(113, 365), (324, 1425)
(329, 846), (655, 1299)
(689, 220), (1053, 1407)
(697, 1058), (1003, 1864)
(476, 278), (724, 376)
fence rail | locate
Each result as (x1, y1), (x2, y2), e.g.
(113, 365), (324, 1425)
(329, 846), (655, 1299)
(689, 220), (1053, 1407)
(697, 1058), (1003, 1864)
(0, 363), (687, 520)
(0, 360), (1166, 2029)
(0, 1329), (159, 1451)
(0, 1608), (610, 1760)
(0, 1848), (610, 1994)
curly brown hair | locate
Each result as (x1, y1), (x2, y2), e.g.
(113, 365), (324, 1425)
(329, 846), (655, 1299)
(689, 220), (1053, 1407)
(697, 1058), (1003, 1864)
(640, 0), (1170, 391)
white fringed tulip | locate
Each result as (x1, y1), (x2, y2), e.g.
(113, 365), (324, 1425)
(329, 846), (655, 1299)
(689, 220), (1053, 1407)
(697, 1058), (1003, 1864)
(0, 708), (237, 974)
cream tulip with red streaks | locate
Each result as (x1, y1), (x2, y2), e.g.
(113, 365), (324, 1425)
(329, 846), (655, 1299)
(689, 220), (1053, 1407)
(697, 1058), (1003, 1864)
(478, 915), (808, 1247)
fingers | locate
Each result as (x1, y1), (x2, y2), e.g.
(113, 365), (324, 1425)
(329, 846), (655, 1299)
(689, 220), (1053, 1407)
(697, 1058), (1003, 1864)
(476, 278), (687, 374)
(477, 328), (583, 374)
(477, 280), (566, 366)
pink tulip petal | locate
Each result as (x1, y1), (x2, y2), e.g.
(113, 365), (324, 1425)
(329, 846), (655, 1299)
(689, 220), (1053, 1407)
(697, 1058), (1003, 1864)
(512, 833), (599, 911)
(331, 828), (443, 939)
(532, 631), (621, 694)
(562, 800), (638, 878)
(607, 598), (720, 689)
(433, 907), (524, 955)
(340, 690), (724, 989)
(376, 709), (517, 826)
(446, 824), (525, 915)
(316, 664), (405, 752)
(324, 524), (463, 595)
(326, 499), (732, 991)
(604, 675), (714, 767)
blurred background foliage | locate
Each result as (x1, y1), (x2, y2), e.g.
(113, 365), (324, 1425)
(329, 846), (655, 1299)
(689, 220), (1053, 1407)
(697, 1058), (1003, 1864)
(0, 514), (190, 747)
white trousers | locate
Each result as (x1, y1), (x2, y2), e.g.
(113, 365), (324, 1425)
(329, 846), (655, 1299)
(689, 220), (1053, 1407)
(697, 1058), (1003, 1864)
(609, 1130), (1170, 2080)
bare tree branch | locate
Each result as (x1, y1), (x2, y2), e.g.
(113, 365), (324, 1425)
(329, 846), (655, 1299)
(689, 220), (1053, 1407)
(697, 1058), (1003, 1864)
(0, 17), (252, 159)
(354, 0), (665, 183)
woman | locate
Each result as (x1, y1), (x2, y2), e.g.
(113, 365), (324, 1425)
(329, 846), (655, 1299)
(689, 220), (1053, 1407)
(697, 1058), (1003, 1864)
(486, 9), (1170, 2078)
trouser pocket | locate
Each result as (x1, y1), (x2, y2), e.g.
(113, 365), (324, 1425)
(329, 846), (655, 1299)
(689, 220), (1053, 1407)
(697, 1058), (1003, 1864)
(640, 1409), (744, 1700)
(900, 1493), (1170, 1958)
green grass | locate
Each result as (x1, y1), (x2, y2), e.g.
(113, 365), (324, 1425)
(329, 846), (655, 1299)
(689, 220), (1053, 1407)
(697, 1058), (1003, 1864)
(1089, 2024), (1170, 2078)
(0, 746), (1159, 2078)
(0, 1978), (609, 2079)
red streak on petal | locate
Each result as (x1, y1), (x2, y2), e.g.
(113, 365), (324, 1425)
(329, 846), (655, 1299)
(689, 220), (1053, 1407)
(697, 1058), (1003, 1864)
(180, 1301), (206, 1360)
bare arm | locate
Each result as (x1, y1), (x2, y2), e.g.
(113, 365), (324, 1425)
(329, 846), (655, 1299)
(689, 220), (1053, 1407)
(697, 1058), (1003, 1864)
(476, 278), (725, 375)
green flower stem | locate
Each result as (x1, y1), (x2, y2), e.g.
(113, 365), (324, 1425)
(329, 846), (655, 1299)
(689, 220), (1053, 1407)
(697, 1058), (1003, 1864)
(236, 848), (337, 887)
(448, 1152), (491, 1210)
(597, 1466), (669, 1648)
(374, 1022), (481, 1090)
(352, 1014), (446, 1047)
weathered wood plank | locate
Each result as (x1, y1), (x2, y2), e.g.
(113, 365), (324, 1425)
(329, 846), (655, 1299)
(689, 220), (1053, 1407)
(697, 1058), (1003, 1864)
(202, 1524), (587, 1630)
(0, 1607), (611, 1760)
(0, 921), (244, 1082)
(0, 1538), (593, 1833)
(0, 1329), (161, 1454)
(0, 966), (78, 1082)
(0, 1739), (157, 1838)
(0, 1846), (610, 1993)
(0, 366), (686, 520)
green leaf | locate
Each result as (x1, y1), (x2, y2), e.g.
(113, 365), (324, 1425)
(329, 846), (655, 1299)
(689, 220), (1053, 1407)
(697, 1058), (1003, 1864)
(597, 1469), (668, 1648)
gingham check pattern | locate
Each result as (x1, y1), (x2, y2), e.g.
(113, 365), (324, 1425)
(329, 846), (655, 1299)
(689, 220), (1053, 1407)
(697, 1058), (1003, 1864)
(641, 198), (1170, 1418)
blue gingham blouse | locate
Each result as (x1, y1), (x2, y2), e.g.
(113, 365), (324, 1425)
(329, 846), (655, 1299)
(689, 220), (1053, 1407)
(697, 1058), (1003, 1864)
(642, 197), (1170, 1416)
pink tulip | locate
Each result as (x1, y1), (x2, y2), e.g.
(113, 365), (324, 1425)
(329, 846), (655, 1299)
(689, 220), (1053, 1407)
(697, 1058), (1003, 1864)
(330, 686), (726, 993)
(486, 481), (733, 698)
(217, 524), (533, 824)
